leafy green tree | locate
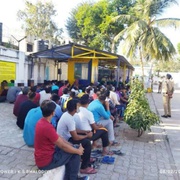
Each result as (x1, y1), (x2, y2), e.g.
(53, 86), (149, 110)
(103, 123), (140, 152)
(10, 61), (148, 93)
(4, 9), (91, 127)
(154, 60), (180, 72)
(66, 2), (95, 45)
(17, 0), (62, 44)
(124, 79), (160, 137)
(66, 8), (83, 44)
(113, 0), (180, 83)
(66, 0), (133, 53)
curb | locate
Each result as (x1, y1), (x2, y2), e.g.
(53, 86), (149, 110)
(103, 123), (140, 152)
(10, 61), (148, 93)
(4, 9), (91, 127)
(150, 93), (180, 180)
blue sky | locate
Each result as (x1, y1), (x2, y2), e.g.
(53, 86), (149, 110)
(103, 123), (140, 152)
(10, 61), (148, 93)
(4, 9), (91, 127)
(0, 0), (180, 47)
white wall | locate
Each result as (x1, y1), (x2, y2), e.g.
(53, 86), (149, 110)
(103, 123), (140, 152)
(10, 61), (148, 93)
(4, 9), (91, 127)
(0, 46), (28, 86)
(0, 46), (76, 85)
(59, 62), (68, 80)
(0, 46), (70, 86)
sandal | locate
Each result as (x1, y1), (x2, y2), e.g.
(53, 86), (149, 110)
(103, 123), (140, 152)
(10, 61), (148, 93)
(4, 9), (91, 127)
(91, 149), (102, 154)
(89, 159), (101, 169)
(101, 156), (115, 164)
(90, 157), (96, 163)
(110, 141), (120, 146)
(102, 151), (114, 156)
(91, 163), (100, 169)
(80, 167), (97, 174)
(92, 144), (102, 149)
(112, 150), (125, 156)
(90, 153), (102, 158)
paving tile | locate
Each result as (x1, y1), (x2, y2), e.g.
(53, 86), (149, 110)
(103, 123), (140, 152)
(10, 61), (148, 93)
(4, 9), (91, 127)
(0, 91), (180, 180)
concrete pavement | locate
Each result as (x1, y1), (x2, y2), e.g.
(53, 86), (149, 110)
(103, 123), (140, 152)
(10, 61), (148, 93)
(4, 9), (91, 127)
(0, 88), (180, 180)
(150, 87), (180, 177)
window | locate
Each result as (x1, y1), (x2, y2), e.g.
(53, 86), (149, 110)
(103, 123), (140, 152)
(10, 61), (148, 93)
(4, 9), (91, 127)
(74, 63), (88, 79)
(27, 43), (33, 52)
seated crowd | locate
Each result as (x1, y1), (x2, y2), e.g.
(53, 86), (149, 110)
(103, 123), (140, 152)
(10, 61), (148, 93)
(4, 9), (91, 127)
(3, 79), (130, 180)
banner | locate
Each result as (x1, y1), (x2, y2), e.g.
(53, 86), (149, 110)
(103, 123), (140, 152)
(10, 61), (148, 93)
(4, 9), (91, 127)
(0, 61), (16, 83)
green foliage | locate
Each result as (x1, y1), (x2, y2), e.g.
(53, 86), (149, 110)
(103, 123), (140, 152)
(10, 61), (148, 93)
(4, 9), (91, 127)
(114, 0), (180, 61)
(154, 60), (180, 72)
(66, 0), (133, 52)
(113, 0), (180, 84)
(124, 79), (160, 137)
(17, 0), (62, 43)
(177, 43), (180, 55)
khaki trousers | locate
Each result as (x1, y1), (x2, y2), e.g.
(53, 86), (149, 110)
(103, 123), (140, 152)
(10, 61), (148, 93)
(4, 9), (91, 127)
(163, 94), (171, 116)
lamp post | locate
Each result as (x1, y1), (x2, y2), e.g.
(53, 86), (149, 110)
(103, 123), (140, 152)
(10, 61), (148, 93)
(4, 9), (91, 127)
(11, 35), (27, 50)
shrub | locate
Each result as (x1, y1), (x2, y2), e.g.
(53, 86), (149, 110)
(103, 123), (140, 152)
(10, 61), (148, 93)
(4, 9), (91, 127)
(124, 79), (160, 137)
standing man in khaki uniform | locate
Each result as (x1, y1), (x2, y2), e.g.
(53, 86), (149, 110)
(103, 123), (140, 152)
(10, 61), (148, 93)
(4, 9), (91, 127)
(161, 74), (174, 118)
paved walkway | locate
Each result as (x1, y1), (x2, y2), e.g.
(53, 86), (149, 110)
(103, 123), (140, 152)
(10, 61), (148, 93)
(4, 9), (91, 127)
(0, 88), (180, 180)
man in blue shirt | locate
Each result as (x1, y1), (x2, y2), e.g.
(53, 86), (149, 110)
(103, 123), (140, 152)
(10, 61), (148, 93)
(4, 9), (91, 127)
(23, 107), (43, 146)
(51, 94), (63, 129)
(88, 92), (118, 145)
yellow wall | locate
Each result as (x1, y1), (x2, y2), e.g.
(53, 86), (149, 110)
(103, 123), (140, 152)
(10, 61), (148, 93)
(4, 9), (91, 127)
(0, 61), (16, 83)
(68, 58), (91, 85)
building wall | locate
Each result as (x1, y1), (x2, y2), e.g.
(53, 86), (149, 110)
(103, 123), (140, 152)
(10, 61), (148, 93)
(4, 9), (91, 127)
(68, 58), (91, 85)
(0, 47), (59, 86)
(68, 58), (99, 85)
(59, 62), (68, 81)
(0, 46), (28, 86)
(0, 46), (134, 87)
(32, 58), (58, 84)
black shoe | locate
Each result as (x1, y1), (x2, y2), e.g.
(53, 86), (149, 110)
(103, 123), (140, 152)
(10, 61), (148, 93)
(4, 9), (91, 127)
(161, 115), (168, 118)
(167, 115), (171, 117)
(112, 150), (125, 156)
(77, 176), (89, 180)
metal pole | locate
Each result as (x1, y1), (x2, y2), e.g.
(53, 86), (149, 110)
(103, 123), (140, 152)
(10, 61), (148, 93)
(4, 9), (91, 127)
(11, 35), (27, 50)
(116, 57), (120, 88)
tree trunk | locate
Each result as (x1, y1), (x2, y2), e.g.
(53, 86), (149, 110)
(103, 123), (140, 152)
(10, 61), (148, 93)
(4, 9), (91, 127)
(138, 129), (143, 137)
(111, 39), (115, 53)
(139, 46), (145, 87)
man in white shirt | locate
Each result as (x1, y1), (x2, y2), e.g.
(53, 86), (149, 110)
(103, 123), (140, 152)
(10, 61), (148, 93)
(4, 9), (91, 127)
(109, 86), (125, 120)
(75, 94), (112, 155)
(39, 86), (51, 105)
(57, 99), (97, 174)
(109, 86), (119, 106)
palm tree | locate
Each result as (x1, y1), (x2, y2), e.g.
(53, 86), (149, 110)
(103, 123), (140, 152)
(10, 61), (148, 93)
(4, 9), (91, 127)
(113, 0), (180, 83)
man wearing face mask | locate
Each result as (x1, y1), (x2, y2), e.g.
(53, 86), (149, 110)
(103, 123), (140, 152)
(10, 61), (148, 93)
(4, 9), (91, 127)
(57, 99), (97, 174)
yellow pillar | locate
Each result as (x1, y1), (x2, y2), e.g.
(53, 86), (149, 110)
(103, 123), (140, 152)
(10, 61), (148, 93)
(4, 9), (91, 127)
(91, 59), (98, 83)
(67, 59), (75, 85)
